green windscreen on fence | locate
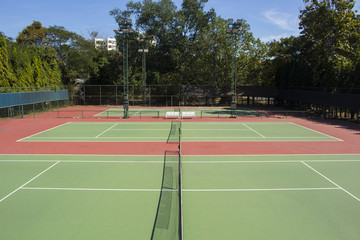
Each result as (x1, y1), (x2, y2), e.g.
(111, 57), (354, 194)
(0, 90), (69, 108)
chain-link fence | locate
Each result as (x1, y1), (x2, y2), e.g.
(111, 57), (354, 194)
(71, 85), (277, 107)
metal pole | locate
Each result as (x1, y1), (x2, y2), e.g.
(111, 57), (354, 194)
(123, 33), (129, 118)
(231, 34), (237, 114)
(116, 85), (118, 106)
(226, 18), (244, 118)
(212, 45), (217, 106)
(142, 50), (147, 105)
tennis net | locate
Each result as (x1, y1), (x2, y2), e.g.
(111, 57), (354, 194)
(167, 121), (180, 143)
(152, 119), (183, 240)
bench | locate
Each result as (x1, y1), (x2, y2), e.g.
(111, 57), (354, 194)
(166, 112), (180, 119)
(182, 112), (195, 119)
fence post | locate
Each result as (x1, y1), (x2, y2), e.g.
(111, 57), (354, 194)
(84, 85), (86, 106)
(149, 86), (151, 106)
(116, 85), (118, 106)
(100, 85), (102, 106)
(20, 105), (24, 118)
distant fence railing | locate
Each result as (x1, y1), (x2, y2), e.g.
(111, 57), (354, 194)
(0, 89), (70, 118)
(0, 90), (69, 108)
(277, 89), (360, 111)
(70, 85), (360, 118)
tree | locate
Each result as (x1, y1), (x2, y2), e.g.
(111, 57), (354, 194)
(16, 21), (48, 46)
(46, 25), (97, 85)
(0, 34), (15, 87)
(110, 0), (267, 94)
(299, 0), (360, 90)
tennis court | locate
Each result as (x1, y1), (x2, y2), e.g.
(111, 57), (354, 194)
(1, 154), (360, 240)
(17, 121), (341, 142)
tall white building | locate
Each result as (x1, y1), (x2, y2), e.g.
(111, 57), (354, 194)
(94, 38), (117, 51)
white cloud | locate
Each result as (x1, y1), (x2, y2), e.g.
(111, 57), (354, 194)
(264, 9), (299, 32)
(260, 33), (291, 43)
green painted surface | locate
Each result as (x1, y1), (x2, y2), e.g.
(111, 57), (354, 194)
(19, 122), (340, 142)
(0, 190), (158, 240)
(183, 190), (360, 240)
(1, 154), (360, 240)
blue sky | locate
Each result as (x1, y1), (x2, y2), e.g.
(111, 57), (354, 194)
(0, 0), (359, 42)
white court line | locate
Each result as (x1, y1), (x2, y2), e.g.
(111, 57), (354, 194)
(183, 187), (340, 192)
(25, 136), (332, 139)
(94, 123), (119, 138)
(183, 154), (360, 157)
(289, 122), (343, 141)
(1, 160), (360, 163)
(0, 161), (60, 203)
(183, 160), (360, 163)
(110, 129), (170, 131)
(16, 122), (71, 142)
(0, 160), (167, 163)
(110, 129), (251, 131)
(302, 161), (360, 203)
(20, 187), (339, 192)
(242, 124), (266, 138)
(184, 129), (250, 131)
(22, 187), (161, 192)
(93, 109), (108, 117)
(27, 136), (166, 139)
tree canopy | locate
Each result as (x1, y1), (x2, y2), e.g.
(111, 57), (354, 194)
(1, 0), (360, 93)
(109, 0), (267, 92)
(267, 0), (360, 92)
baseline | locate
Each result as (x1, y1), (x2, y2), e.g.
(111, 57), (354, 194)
(289, 122), (343, 141)
(302, 161), (360, 203)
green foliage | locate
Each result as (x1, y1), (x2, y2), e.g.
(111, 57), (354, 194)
(46, 25), (97, 85)
(5, 30), (63, 89)
(267, 0), (360, 91)
(109, 0), (268, 94)
(3, 0), (360, 95)
(16, 21), (48, 46)
(0, 34), (15, 87)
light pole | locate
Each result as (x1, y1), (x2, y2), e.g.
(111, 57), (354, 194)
(212, 43), (217, 106)
(138, 35), (156, 105)
(138, 48), (148, 104)
(114, 17), (134, 119)
(226, 19), (244, 118)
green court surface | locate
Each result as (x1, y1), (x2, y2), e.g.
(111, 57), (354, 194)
(1, 154), (360, 240)
(18, 122), (341, 142)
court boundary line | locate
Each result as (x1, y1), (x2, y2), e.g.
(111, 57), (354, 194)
(16, 122), (71, 142)
(302, 161), (360, 203)
(95, 123), (119, 138)
(22, 187), (161, 192)
(93, 109), (109, 117)
(1, 153), (359, 156)
(0, 160), (167, 163)
(289, 122), (343, 141)
(16, 122), (342, 142)
(242, 123), (266, 138)
(0, 161), (60, 203)
(182, 187), (340, 192)
(20, 187), (340, 192)
(1, 159), (360, 163)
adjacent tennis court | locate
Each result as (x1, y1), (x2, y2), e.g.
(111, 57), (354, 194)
(94, 108), (263, 118)
(17, 121), (341, 142)
(1, 154), (360, 240)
